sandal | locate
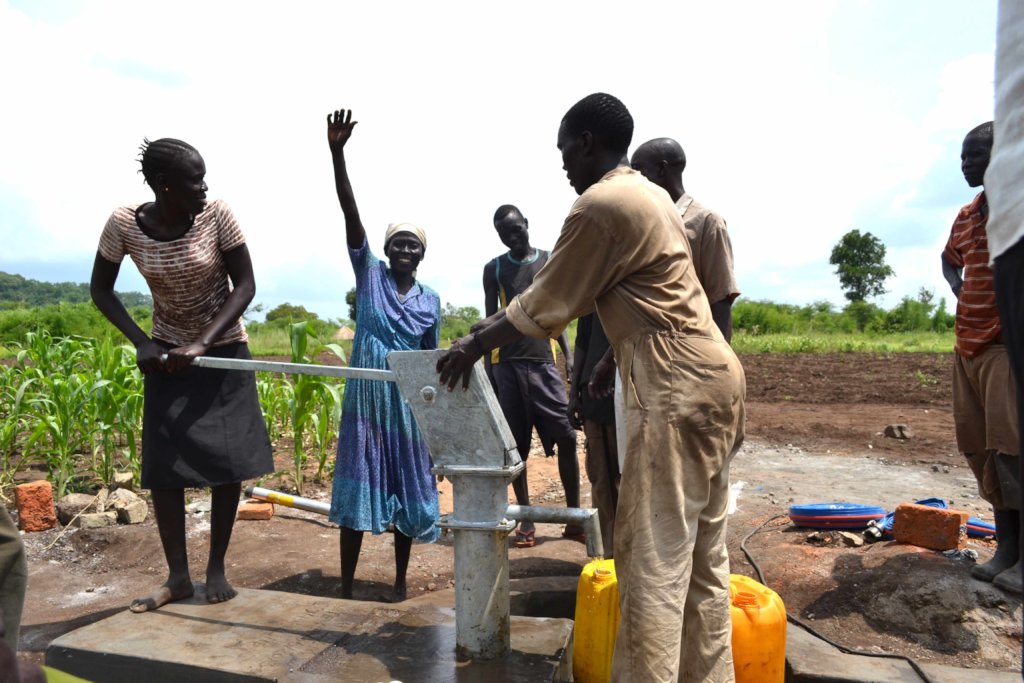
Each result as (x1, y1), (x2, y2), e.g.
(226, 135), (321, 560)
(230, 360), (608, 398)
(514, 527), (537, 548)
(562, 526), (587, 544)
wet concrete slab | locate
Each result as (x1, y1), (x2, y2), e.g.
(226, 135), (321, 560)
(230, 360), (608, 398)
(786, 622), (1021, 682)
(45, 587), (572, 683)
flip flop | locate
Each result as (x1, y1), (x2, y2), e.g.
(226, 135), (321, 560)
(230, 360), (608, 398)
(514, 528), (536, 548)
(562, 527), (587, 544)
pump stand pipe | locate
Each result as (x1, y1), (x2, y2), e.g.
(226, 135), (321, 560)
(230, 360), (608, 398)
(505, 504), (604, 559)
(244, 486), (331, 516)
(244, 485), (604, 559)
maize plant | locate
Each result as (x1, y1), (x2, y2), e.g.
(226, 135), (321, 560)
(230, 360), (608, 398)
(257, 376), (290, 443)
(0, 325), (350, 500)
(310, 386), (342, 481)
(26, 371), (95, 500)
(286, 322), (345, 494)
(87, 338), (144, 486)
(0, 365), (33, 500)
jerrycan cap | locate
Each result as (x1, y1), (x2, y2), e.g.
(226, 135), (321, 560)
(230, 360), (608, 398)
(732, 591), (760, 609)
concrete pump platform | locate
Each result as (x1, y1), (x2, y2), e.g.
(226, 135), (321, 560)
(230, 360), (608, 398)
(45, 587), (573, 683)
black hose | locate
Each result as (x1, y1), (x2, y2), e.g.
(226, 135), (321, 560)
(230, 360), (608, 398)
(739, 514), (936, 683)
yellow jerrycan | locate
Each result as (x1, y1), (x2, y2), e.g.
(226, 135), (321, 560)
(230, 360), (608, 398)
(730, 573), (787, 683)
(573, 558), (619, 683)
(574, 565), (786, 683)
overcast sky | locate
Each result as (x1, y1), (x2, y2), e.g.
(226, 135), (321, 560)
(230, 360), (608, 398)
(0, 0), (998, 321)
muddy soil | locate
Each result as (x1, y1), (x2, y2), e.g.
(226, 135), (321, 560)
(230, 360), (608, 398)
(15, 352), (1024, 674)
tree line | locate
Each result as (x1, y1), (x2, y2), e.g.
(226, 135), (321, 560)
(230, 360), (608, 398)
(0, 228), (941, 347)
(0, 271), (151, 309)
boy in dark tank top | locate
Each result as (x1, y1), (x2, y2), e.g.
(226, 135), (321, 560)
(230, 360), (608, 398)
(483, 205), (582, 546)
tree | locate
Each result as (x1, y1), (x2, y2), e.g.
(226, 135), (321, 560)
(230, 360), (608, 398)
(345, 287), (357, 321)
(440, 303), (482, 341)
(265, 302), (320, 324)
(829, 230), (895, 302)
(0, 270), (152, 308)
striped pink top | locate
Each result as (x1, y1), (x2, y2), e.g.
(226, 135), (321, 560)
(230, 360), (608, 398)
(98, 199), (248, 347)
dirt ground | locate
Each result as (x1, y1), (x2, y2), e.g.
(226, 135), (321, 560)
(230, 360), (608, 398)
(14, 352), (1024, 674)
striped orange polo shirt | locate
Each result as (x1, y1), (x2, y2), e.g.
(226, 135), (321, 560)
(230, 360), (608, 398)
(943, 191), (1002, 358)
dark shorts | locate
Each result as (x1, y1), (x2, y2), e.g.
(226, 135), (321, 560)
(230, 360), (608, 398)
(142, 341), (274, 489)
(491, 360), (574, 459)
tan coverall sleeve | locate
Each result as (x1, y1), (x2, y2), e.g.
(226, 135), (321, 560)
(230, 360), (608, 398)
(505, 197), (622, 339)
(697, 215), (740, 305)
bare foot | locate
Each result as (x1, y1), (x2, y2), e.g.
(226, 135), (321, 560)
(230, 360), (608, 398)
(205, 571), (238, 604)
(130, 578), (194, 613)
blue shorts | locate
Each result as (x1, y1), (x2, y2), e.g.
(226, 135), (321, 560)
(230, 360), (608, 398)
(491, 360), (574, 459)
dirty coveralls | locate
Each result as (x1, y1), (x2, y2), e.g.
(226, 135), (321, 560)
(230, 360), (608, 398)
(506, 167), (746, 682)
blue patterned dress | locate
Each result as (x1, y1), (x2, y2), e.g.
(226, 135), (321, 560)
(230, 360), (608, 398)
(329, 238), (441, 542)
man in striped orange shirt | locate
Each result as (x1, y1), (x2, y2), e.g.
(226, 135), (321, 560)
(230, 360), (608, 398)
(942, 121), (1021, 594)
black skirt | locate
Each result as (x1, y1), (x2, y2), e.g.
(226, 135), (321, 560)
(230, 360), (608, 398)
(141, 341), (274, 489)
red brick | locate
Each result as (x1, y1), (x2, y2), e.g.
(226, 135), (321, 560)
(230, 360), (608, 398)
(14, 481), (57, 532)
(237, 502), (274, 521)
(893, 503), (968, 551)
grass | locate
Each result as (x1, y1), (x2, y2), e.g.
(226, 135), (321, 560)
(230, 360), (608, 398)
(247, 327), (299, 356)
(7, 330), (956, 360)
(731, 331), (955, 354)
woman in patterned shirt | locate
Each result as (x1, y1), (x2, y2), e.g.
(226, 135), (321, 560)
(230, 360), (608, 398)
(90, 138), (273, 612)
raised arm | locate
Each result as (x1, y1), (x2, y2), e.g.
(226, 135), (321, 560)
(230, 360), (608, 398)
(90, 253), (163, 373)
(327, 109), (366, 250)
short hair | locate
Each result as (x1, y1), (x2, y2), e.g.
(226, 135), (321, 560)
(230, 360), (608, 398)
(137, 138), (199, 186)
(965, 121), (994, 145)
(634, 137), (687, 171)
(561, 93), (634, 154)
(493, 204), (524, 224)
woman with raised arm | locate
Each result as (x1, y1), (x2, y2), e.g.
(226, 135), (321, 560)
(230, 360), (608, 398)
(326, 109), (441, 601)
(90, 138), (273, 612)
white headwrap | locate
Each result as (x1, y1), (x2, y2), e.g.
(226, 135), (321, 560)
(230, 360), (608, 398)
(384, 222), (427, 250)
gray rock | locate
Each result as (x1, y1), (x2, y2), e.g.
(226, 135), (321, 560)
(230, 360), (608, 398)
(94, 488), (109, 513)
(76, 512), (117, 529)
(111, 472), (134, 491)
(884, 424), (914, 440)
(106, 488), (142, 510)
(56, 493), (99, 525)
(806, 531), (828, 545)
(106, 489), (147, 524)
(838, 531), (865, 547)
(115, 499), (148, 524)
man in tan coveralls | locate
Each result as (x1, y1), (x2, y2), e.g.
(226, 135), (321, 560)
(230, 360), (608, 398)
(630, 137), (740, 341)
(438, 93), (746, 682)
